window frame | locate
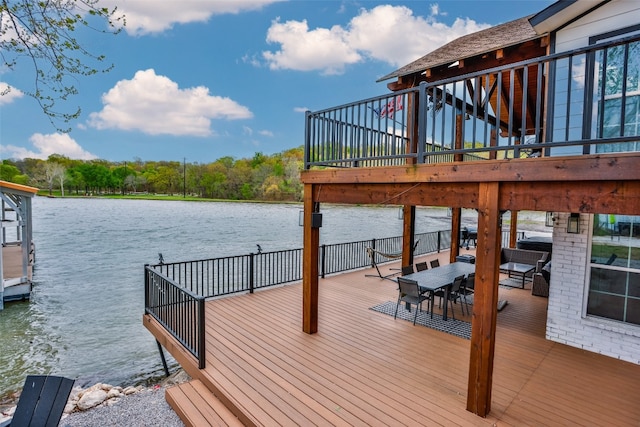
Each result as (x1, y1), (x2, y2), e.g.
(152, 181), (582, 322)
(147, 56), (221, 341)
(582, 24), (640, 154)
(585, 214), (640, 326)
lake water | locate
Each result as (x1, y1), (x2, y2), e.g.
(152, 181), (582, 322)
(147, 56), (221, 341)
(1, 197), (475, 402)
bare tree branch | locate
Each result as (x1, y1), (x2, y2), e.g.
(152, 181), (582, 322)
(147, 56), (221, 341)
(0, 0), (124, 131)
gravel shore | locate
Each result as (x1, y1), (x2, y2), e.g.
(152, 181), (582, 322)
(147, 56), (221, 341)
(59, 385), (184, 427)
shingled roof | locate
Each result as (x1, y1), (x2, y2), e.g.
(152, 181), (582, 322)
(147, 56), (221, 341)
(377, 15), (540, 82)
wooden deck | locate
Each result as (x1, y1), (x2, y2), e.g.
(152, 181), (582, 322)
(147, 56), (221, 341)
(1, 244), (33, 280)
(145, 252), (640, 426)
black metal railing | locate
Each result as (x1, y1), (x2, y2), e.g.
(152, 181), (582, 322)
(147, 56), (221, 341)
(145, 228), (523, 368)
(144, 266), (206, 368)
(305, 33), (640, 169)
(148, 229), (521, 299)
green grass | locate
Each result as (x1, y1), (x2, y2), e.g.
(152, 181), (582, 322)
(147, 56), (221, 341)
(591, 243), (640, 259)
(36, 191), (301, 204)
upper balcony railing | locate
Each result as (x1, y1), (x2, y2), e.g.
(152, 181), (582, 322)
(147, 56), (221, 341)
(305, 33), (640, 169)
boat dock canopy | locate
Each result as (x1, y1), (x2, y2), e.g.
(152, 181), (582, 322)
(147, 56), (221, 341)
(1, 180), (38, 310)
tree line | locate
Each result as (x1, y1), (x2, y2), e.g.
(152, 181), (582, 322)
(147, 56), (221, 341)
(1, 147), (305, 202)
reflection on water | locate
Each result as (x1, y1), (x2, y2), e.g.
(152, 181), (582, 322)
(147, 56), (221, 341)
(0, 197), (474, 401)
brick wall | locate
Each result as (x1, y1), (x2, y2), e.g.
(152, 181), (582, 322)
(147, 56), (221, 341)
(546, 213), (640, 364)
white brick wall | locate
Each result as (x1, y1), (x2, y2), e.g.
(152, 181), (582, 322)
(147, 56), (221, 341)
(546, 213), (640, 365)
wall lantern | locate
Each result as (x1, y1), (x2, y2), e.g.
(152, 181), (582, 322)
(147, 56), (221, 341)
(545, 212), (556, 227)
(298, 210), (323, 228)
(311, 212), (323, 228)
(567, 213), (580, 234)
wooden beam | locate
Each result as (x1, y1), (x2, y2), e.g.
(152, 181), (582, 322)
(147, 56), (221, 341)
(302, 184), (319, 334)
(540, 35), (549, 48)
(449, 113), (465, 264)
(312, 183), (478, 208)
(307, 179), (640, 217)
(467, 182), (502, 417)
(509, 211), (518, 248)
(450, 208), (462, 264)
(429, 86), (505, 130)
(301, 153), (640, 185)
(424, 39), (546, 82)
(455, 113), (464, 156)
(498, 180), (640, 214)
(402, 205), (416, 266)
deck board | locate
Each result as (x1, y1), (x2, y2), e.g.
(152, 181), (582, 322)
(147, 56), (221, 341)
(146, 255), (640, 426)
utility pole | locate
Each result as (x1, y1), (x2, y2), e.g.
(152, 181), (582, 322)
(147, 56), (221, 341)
(183, 157), (186, 198)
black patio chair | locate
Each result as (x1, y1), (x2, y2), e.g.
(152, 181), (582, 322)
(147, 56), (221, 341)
(430, 259), (440, 269)
(401, 265), (415, 276)
(434, 275), (466, 319)
(415, 262), (428, 271)
(8, 375), (75, 427)
(394, 277), (431, 325)
(459, 273), (475, 315)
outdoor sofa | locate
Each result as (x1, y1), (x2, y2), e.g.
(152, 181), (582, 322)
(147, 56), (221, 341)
(500, 247), (550, 288)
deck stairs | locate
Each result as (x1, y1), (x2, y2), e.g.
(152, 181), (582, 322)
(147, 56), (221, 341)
(166, 379), (244, 427)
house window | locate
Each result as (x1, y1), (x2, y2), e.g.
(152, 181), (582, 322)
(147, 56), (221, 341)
(590, 27), (640, 152)
(588, 214), (640, 325)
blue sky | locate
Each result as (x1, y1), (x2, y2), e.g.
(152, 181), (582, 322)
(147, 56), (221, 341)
(1, 0), (553, 163)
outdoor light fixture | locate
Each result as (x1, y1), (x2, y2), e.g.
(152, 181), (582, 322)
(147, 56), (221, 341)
(545, 212), (556, 227)
(311, 212), (323, 228)
(567, 213), (580, 234)
(298, 209), (323, 228)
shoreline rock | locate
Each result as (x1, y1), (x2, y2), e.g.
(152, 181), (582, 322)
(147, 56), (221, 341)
(0, 369), (190, 425)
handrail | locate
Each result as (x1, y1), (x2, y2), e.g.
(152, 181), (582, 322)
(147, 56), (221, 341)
(148, 229), (520, 298)
(145, 228), (523, 369)
(144, 265), (206, 369)
(304, 33), (640, 169)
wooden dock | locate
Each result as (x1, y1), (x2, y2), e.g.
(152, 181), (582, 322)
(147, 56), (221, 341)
(145, 253), (640, 426)
(1, 243), (34, 303)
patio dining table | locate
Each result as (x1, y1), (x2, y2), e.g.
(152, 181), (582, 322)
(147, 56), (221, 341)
(402, 262), (476, 321)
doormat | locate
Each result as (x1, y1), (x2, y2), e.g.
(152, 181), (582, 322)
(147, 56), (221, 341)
(369, 301), (471, 340)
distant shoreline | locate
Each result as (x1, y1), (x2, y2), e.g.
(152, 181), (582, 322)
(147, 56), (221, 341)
(36, 192), (303, 205)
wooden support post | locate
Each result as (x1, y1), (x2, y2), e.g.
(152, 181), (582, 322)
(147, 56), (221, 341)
(401, 205), (416, 267)
(450, 113), (465, 263)
(455, 113), (464, 160)
(467, 182), (502, 417)
(509, 211), (518, 248)
(450, 207), (462, 264)
(400, 86), (419, 267)
(302, 184), (319, 334)
(489, 127), (498, 160)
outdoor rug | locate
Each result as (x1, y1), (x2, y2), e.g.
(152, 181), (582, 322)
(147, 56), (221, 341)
(369, 301), (471, 340)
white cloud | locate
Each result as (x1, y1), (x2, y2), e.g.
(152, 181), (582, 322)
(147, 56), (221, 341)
(241, 53), (262, 67)
(99, 0), (283, 35)
(293, 106), (310, 113)
(0, 82), (24, 105)
(262, 4), (489, 73)
(87, 69), (253, 137)
(3, 133), (97, 160)
(263, 18), (361, 75)
(242, 126), (273, 137)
